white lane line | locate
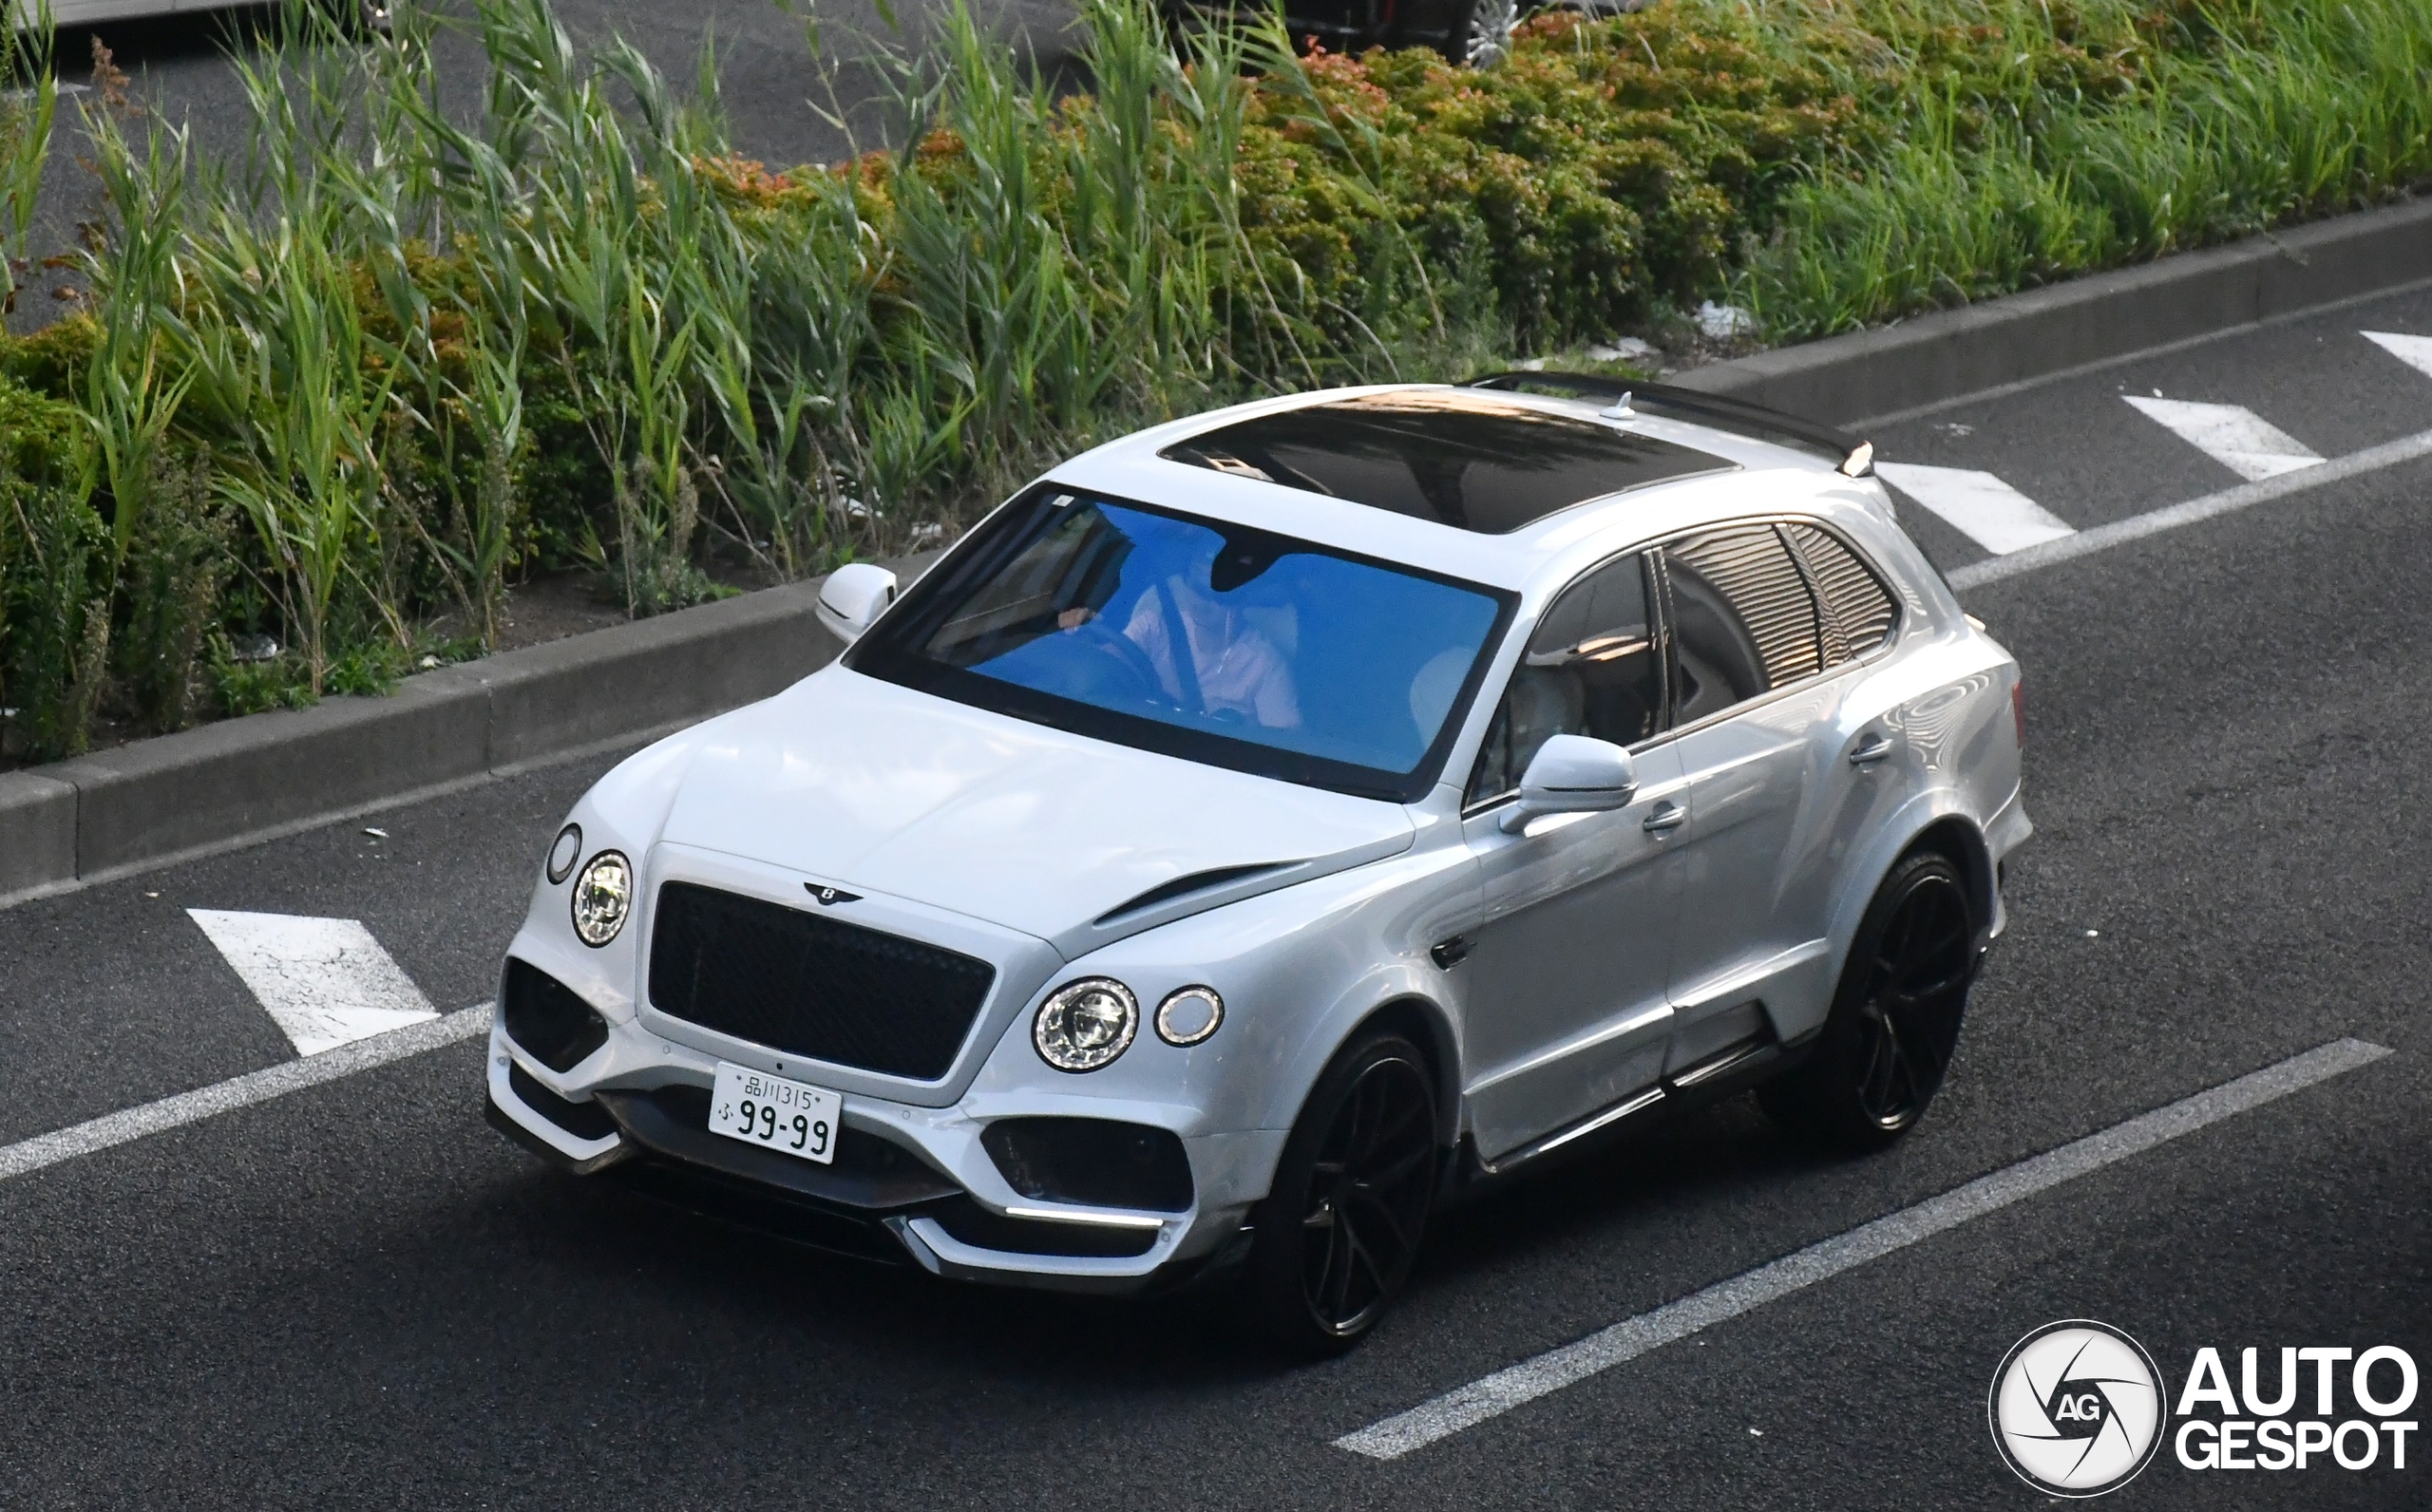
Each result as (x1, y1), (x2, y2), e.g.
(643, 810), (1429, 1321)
(2123, 396), (2323, 481)
(1335, 1036), (2391, 1462)
(2362, 330), (2432, 380)
(188, 909), (438, 1055)
(1948, 425), (2432, 591)
(1872, 463), (2077, 555)
(0, 1004), (491, 1187)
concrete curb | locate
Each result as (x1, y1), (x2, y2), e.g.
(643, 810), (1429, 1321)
(6, 198), (2428, 906)
(1674, 196), (2432, 425)
(0, 571), (861, 905)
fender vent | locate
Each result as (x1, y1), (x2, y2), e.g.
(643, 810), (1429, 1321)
(1094, 862), (1287, 925)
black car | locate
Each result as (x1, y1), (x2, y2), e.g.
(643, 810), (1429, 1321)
(1177, 0), (1526, 66)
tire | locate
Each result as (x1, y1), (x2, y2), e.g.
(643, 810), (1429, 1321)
(1443, 0), (1519, 66)
(1239, 1030), (1440, 1356)
(1759, 850), (1978, 1153)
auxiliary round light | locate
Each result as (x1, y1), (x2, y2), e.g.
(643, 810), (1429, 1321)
(545, 823), (583, 885)
(1033, 978), (1139, 1072)
(1153, 986), (1225, 1047)
(570, 851), (633, 947)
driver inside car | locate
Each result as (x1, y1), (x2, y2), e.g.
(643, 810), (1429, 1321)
(1056, 532), (1301, 731)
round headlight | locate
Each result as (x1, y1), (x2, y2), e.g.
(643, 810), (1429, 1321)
(570, 851), (632, 947)
(545, 823), (583, 885)
(1154, 986), (1225, 1047)
(1033, 978), (1138, 1072)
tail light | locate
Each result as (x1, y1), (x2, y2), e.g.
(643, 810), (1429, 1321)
(2011, 679), (2025, 746)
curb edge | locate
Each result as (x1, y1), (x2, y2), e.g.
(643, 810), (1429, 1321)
(1673, 196), (2432, 424)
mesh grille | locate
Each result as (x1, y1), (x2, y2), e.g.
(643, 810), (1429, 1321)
(1669, 525), (1822, 689)
(1784, 523), (1897, 662)
(648, 882), (997, 1081)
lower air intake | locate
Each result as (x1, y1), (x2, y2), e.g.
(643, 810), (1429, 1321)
(981, 1118), (1194, 1212)
(501, 958), (611, 1072)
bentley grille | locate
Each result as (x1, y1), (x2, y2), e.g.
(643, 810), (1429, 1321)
(648, 881), (997, 1081)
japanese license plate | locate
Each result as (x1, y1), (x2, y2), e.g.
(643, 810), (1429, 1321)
(708, 1061), (841, 1165)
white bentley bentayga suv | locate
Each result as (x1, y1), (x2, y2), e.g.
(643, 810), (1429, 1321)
(484, 374), (2030, 1351)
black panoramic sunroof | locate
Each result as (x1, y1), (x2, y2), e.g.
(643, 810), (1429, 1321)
(1159, 390), (1735, 535)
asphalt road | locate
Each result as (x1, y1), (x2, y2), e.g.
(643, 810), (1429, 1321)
(3, 289), (2429, 1507)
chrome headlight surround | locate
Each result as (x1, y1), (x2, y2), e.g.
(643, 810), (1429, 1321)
(1033, 977), (1139, 1073)
(570, 850), (633, 947)
(1153, 986), (1225, 1047)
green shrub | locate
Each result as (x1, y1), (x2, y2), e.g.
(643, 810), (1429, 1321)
(0, 313), (95, 400)
(1239, 9), (1862, 350)
(0, 368), (85, 486)
(0, 472), (110, 762)
(114, 450), (233, 731)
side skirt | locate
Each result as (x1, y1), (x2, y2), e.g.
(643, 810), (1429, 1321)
(1437, 1020), (1803, 1202)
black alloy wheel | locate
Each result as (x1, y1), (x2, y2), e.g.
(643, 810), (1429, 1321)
(1760, 851), (1977, 1152)
(1242, 1032), (1439, 1354)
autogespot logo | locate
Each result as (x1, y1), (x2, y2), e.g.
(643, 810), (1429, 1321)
(1988, 1320), (2168, 1497)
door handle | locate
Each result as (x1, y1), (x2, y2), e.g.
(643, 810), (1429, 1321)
(1848, 734), (1893, 766)
(1642, 801), (1686, 834)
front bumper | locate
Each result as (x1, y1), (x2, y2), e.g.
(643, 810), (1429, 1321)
(484, 1019), (1267, 1295)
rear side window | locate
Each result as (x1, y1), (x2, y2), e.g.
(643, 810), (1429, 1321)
(1664, 524), (1822, 724)
(1782, 522), (1898, 665)
(1466, 552), (1662, 805)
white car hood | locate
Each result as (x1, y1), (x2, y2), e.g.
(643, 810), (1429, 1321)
(656, 669), (1416, 957)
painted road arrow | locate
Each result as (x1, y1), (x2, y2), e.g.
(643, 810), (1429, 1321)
(187, 910), (439, 1056)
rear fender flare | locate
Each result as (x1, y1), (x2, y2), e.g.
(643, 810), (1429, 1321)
(1791, 789), (1992, 1044)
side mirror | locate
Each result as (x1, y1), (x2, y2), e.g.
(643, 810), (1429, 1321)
(816, 562), (898, 644)
(1501, 734), (1638, 833)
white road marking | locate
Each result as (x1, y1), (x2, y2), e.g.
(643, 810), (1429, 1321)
(2123, 396), (2323, 481)
(1948, 425), (2432, 590)
(2361, 330), (2432, 380)
(0, 1005), (491, 1186)
(188, 909), (439, 1055)
(1872, 463), (2077, 555)
(1335, 1036), (2391, 1461)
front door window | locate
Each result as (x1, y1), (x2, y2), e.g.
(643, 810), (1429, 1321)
(1466, 551), (1665, 806)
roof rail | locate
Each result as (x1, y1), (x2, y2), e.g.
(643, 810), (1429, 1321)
(1463, 371), (1875, 479)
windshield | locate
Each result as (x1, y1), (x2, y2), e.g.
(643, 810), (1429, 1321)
(847, 489), (1513, 801)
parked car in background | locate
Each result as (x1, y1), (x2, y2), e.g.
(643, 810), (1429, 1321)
(1173, 0), (1639, 71)
(484, 373), (2030, 1351)
(30, 0), (385, 35)
(1258, 0), (1524, 66)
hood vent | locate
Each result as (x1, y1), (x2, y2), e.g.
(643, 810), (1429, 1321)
(1094, 862), (1290, 925)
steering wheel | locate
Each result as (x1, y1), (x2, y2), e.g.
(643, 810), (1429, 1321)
(1061, 618), (1173, 709)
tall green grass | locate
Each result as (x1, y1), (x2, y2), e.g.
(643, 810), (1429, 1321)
(1738, 0), (2432, 337)
(1, 0), (2427, 762)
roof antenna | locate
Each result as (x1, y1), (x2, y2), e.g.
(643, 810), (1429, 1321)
(1600, 390), (1636, 421)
